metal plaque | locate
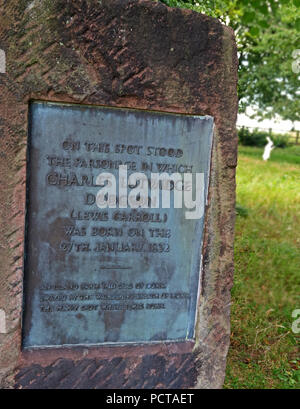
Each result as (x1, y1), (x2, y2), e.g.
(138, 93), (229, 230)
(22, 101), (213, 347)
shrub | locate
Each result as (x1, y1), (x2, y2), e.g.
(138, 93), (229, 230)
(271, 134), (290, 148)
(238, 127), (268, 147)
(238, 127), (290, 148)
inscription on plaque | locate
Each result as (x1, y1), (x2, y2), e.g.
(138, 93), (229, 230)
(22, 102), (213, 347)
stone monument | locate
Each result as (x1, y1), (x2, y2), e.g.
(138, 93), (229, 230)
(0, 0), (238, 389)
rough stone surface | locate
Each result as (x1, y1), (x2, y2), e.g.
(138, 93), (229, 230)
(0, 0), (238, 389)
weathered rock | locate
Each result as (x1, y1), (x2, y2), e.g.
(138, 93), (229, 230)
(0, 0), (238, 389)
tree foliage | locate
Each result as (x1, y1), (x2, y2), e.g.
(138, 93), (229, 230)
(155, 0), (300, 122)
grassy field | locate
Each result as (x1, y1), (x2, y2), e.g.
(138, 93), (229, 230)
(224, 145), (300, 389)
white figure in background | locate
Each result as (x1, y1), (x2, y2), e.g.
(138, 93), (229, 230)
(263, 136), (275, 161)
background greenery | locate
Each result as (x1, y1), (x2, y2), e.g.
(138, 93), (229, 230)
(238, 127), (291, 147)
(224, 145), (300, 388)
(154, 0), (300, 123)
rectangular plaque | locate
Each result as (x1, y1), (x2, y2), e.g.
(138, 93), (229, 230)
(22, 101), (213, 347)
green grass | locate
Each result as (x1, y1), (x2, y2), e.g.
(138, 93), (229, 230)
(224, 145), (300, 389)
(238, 145), (300, 166)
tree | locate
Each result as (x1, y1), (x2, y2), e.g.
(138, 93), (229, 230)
(155, 1), (300, 123)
